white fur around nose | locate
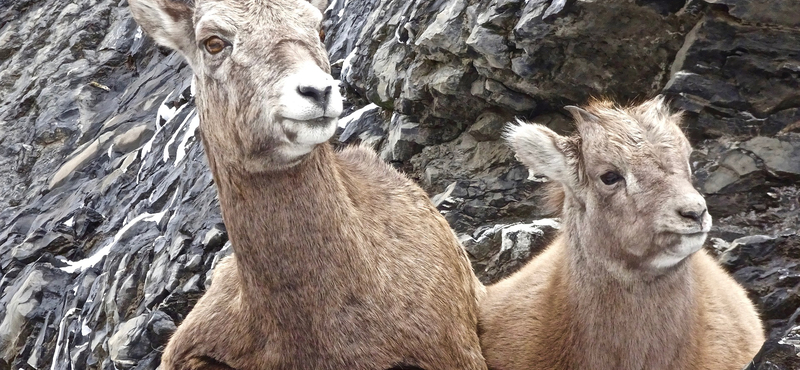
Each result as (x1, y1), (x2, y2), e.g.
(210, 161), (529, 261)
(278, 63), (343, 122)
(665, 193), (711, 234)
(275, 63), (343, 160)
(651, 189), (712, 269)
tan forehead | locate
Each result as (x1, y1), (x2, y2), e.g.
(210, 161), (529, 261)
(195, 0), (308, 23)
(193, 0), (322, 57)
(581, 103), (690, 168)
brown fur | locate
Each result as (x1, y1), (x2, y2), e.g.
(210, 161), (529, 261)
(128, 0), (487, 369)
(479, 98), (764, 370)
(167, 145), (486, 370)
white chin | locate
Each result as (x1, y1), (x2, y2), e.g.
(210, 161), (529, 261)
(291, 117), (338, 146)
(278, 117), (338, 159)
(650, 233), (707, 269)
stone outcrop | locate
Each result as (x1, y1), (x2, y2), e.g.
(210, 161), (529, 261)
(0, 0), (798, 368)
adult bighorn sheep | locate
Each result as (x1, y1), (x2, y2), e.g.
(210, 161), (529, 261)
(128, 0), (487, 369)
(479, 98), (764, 370)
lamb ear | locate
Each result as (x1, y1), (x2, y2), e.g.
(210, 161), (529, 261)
(565, 105), (605, 140)
(505, 120), (573, 185)
(564, 105), (599, 124)
(129, 0), (198, 68)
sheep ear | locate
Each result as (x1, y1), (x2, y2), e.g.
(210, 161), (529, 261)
(306, 0), (329, 12)
(505, 120), (574, 185)
(129, 0), (198, 68)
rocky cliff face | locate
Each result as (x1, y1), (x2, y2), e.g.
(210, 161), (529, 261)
(0, 0), (797, 369)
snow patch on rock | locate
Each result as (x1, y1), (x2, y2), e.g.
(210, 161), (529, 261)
(60, 211), (167, 273)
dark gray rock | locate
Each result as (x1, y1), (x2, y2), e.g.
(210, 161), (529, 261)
(700, 149), (760, 195)
(468, 111), (508, 142)
(336, 0), (694, 133)
(0, 263), (70, 366)
(0, 2), (225, 369)
(718, 235), (800, 346)
(461, 219), (560, 284)
(108, 314), (150, 369)
(691, 134), (800, 222)
(746, 337), (800, 370)
(467, 26), (511, 70)
(666, 13), (800, 140)
(741, 136), (800, 178)
(379, 113), (463, 163)
(336, 103), (388, 149)
(705, 0), (800, 27)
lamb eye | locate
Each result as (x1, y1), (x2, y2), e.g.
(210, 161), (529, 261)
(600, 171), (623, 185)
(204, 36), (228, 54)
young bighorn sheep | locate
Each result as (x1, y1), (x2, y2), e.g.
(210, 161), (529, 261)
(479, 98), (764, 370)
(128, 0), (487, 369)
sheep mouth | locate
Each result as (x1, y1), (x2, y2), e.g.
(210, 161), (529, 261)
(649, 233), (707, 269)
(677, 231), (707, 237)
(277, 116), (339, 150)
(284, 116), (337, 128)
(664, 227), (709, 237)
(672, 232), (707, 252)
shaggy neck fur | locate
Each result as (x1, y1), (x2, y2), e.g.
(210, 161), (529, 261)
(208, 144), (373, 315)
(190, 139), (488, 369)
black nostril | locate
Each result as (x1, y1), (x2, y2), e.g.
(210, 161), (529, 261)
(298, 85), (331, 106)
(679, 209), (705, 223)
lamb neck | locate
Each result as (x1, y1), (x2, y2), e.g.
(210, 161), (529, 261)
(562, 224), (699, 369)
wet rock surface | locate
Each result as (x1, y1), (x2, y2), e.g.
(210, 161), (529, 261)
(0, 0), (798, 369)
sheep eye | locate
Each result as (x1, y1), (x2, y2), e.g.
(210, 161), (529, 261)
(204, 36), (228, 54)
(600, 171), (623, 185)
